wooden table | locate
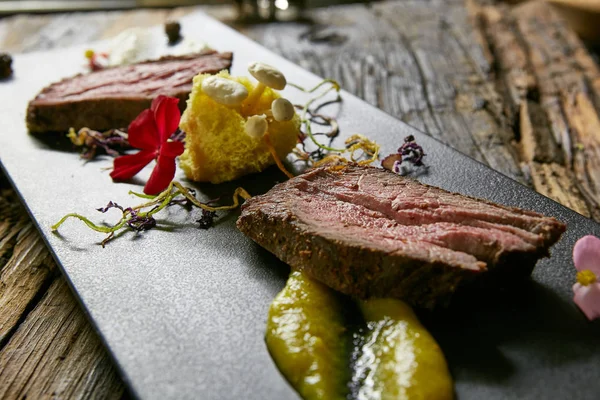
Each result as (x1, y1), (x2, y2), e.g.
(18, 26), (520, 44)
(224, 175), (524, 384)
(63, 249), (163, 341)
(1, 0), (600, 398)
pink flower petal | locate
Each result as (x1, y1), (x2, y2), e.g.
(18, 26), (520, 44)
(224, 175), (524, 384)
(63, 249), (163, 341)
(143, 154), (177, 195)
(573, 235), (600, 275)
(573, 282), (600, 321)
(128, 109), (160, 150)
(151, 95), (181, 143)
(110, 149), (157, 181)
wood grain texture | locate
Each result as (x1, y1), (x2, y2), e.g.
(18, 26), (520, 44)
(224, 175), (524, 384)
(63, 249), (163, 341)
(477, 0), (600, 218)
(241, 1), (526, 184)
(0, 188), (56, 345)
(0, 215), (55, 344)
(1, 1), (600, 398)
(0, 277), (126, 399)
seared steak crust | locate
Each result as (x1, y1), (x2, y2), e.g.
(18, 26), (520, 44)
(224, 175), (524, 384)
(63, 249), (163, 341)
(236, 165), (566, 308)
(26, 51), (233, 133)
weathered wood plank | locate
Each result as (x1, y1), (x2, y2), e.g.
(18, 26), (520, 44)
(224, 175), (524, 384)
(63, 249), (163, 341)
(0, 187), (56, 345)
(526, 161), (590, 217)
(518, 100), (563, 164)
(562, 92), (600, 219)
(0, 221), (55, 344)
(475, 0), (600, 220)
(0, 277), (126, 399)
(242, 1), (526, 183)
(0, 191), (27, 261)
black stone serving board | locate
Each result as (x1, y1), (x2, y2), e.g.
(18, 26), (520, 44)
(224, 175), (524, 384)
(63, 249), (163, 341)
(0, 11), (599, 400)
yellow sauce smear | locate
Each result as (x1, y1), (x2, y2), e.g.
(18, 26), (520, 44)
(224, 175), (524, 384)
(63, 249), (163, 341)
(266, 271), (349, 400)
(266, 272), (454, 400)
(355, 299), (454, 400)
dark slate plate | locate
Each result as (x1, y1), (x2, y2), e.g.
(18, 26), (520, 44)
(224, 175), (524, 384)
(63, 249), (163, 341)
(1, 11), (599, 400)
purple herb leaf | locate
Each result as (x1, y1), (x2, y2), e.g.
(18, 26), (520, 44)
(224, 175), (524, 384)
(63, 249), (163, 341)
(71, 128), (131, 160)
(397, 135), (426, 166)
(97, 201), (124, 213)
(169, 187), (197, 208)
(126, 209), (157, 232)
(382, 135), (426, 174)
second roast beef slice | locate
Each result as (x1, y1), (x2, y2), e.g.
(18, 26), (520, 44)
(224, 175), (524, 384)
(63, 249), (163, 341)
(26, 50), (233, 133)
(236, 164), (566, 308)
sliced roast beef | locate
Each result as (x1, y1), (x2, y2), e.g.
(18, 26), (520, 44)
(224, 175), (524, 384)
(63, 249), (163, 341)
(26, 50), (232, 133)
(236, 164), (566, 308)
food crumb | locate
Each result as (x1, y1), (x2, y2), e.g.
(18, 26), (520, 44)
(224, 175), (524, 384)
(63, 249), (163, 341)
(165, 21), (182, 45)
(0, 53), (13, 79)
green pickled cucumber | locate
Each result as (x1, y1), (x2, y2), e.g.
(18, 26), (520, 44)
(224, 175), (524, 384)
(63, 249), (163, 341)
(265, 271), (350, 400)
(355, 298), (454, 400)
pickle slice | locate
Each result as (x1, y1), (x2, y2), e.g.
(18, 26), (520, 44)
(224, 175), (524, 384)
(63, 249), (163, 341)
(355, 299), (454, 400)
(266, 271), (350, 400)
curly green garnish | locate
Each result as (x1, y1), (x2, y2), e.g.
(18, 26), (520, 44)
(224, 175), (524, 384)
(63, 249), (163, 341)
(291, 79), (345, 153)
(52, 182), (251, 247)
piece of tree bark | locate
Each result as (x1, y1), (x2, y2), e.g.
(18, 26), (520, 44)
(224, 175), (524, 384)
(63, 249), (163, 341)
(518, 100), (563, 164)
(475, 0), (600, 220)
(526, 161), (590, 217)
(562, 92), (600, 219)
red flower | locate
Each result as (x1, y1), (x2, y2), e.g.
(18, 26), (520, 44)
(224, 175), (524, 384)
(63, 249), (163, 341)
(110, 95), (184, 195)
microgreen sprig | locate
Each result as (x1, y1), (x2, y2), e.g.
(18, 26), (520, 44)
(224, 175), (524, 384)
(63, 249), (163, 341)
(312, 135), (380, 168)
(289, 79), (345, 153)
(345, 134), (380, 165)
(52, 182), (251, 247)
(288, 79), (380, 168)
